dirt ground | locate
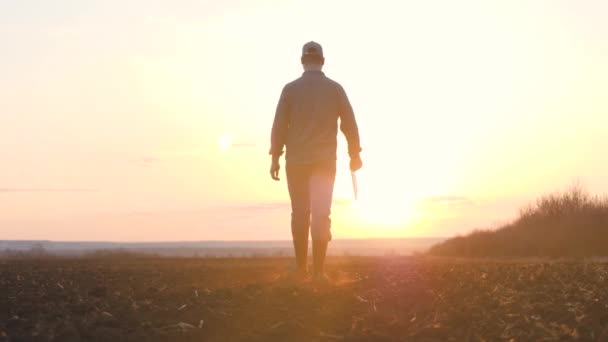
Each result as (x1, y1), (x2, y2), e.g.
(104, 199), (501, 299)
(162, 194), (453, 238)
(2, 256), (608, 341)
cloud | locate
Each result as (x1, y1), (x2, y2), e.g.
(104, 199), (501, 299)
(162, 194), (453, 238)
(233, 199), (351, 212)
(420, 196), (475, 206)
(333, 198), (354, 206)
(234, 202), (290, 211)
(121, 211), (156, 217)
(132, 156), (161, 167)
(47, 25), (78, 39)
(0, 188), (96, 193)
(146, 15), (177, 25)
(232, 143), (257, 148)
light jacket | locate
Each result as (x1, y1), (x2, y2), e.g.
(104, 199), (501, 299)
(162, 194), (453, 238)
(269, 71), (361, 164)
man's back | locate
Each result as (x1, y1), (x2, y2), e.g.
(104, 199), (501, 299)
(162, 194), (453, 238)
(270, 70), (361, 164)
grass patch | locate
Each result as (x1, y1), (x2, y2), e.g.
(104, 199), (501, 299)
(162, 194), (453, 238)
(429, 185), (608, 257)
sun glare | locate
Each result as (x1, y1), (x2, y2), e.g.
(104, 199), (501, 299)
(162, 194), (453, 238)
(351, 193), (416, 228)
(218, 134), (233, 151)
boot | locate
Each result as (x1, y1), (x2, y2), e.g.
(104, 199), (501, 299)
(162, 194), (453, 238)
(292, 236), (309, 275)
(312, 239), (329, 279)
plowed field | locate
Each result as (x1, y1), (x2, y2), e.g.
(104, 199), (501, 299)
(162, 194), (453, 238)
(2, 257), (608, 341)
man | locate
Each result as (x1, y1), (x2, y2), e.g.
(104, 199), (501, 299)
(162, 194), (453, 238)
(269, 41), (362, 283)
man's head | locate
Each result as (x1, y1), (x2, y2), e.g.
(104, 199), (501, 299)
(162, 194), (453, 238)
(301, 41), (324, 71)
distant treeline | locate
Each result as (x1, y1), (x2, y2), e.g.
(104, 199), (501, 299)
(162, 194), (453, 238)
(0, 247), (291, 259)
(429, 186), (608, 257)
(0, 247), (406, 259)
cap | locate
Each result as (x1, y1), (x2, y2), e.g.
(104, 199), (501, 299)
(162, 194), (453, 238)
(302, 41), (323, 58)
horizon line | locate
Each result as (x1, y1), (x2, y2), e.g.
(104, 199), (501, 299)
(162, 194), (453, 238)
(0, 237), (448, 244)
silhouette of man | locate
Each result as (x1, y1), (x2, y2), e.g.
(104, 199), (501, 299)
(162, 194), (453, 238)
(269, 41), (362, 282)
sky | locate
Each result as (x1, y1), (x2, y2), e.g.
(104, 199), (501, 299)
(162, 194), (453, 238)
(1, 0), (607, 241)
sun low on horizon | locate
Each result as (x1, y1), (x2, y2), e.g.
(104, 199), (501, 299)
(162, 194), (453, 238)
(1, 0), (607, 241)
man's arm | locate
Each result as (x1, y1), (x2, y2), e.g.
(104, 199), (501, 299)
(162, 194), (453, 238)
(270, 85), (290, 157)
(269, 85), (290, 180)
(337, 85), (362, 170)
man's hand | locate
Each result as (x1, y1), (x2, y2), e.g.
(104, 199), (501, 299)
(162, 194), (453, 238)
(270, 159), (281, 181)
(350, 154), (363, 172)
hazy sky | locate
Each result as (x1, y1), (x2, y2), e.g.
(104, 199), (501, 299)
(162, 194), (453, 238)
(1, 0), (607, 241)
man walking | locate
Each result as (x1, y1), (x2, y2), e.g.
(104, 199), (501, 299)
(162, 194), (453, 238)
(269, 41), (362, 283)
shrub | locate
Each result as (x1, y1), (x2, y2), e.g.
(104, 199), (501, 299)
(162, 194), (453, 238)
(429, 186), (608, 257)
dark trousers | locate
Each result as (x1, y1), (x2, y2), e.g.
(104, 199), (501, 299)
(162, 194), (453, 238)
(286, 160), (337, 242)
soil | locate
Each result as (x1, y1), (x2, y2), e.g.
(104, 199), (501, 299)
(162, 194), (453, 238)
(1, 256), (608, 341)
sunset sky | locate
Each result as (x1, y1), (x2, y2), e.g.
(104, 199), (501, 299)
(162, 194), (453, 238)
(1, 0), (607, 241)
